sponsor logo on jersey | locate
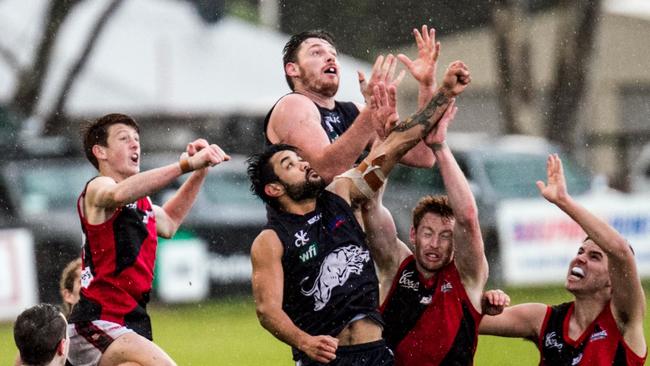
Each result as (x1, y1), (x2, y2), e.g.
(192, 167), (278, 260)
(544, 331), (564, 351)
(80, 266), (94, 289)
(441, 280), (453, 293)
(294, 230), (310, 247)
(589, 327), (608, 342)
(308, 213), (322, 225)
(323, 114), (342, 133)
(299, 244), (318, 263)
(328, 215), (346, 232)
(572, 353), (583, 365)
(420, 295), (432, 305)
(142, 208), (154, 224)
(300, 244), (370, 311)
(399, 270), (419, 291)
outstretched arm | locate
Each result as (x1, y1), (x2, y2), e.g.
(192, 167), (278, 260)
(270, 55), (404, 183)
(479, 303), (548, 341)
(360, 185), (412, 303)
(329, 61), (472, 205)
(251, 230), (339, 364)
(537, 154), (646, 355)
(155, 142), (229, 238)
(424, 100), (488, 311)
(397, 25), (440, 110)
(84, 141), (228, 225)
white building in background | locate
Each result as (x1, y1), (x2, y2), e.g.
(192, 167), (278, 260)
(397, 0), (650, 188)
(0, 0), (371, 150)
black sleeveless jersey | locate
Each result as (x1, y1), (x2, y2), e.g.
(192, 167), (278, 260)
(263, 94), (360, 145)
(264, 190), (382, 360)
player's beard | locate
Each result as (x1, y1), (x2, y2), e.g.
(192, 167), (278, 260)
(283, 175), (325, 202)
(300, 69), (338, 97)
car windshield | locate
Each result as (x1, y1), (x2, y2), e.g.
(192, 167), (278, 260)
(202, 171), (259, 207)
(19, 164), (95, 215)
(483, 152), (591, 199)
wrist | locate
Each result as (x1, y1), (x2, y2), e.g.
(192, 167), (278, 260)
(179, 154), (194, 174)
(429, 141), (447, 151)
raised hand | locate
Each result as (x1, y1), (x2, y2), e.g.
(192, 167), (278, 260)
(369, 82), (399, 139)
(536, 153), (568, 204)
(397, 25), (440, 89)
(186, 143), (230, 170)
(424, 99), (457, 147)
(481, 289), (511, 316)
(359, 54), (406, 105)
(440, 61), (471, 97)
(185, 138), (209, 157)
(303, 335), (338, 364)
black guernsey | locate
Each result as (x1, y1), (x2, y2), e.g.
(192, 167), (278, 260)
(263, 94), (360, 145)
(265, 190), (382, 361)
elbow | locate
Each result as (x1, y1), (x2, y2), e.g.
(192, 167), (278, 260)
(456, 206), (479, 229)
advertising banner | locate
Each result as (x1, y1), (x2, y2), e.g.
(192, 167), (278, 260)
(497, 192), (650, 285)
(0, 229), (37, 321)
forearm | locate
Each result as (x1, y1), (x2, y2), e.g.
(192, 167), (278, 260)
(369, 90), (452, 179)
(310, 108), (376, 182)
(399, 140), (435, 168)
(417, 82), (435, 111)
(432, 143), (478, 225)
(97, 163), (183, 208)
(258, 307), (312, 352)
(161, 168), (208, 233)
(555, 196), (629, 256)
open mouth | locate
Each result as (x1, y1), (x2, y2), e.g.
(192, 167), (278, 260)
(324, 66), (337, 75)
(131, 153), (139, 164)
(569, 266), (585, 279)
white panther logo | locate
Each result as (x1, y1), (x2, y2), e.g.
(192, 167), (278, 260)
(300, 244), (370, 311)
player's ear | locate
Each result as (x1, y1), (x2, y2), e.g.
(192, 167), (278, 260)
(264, 182), (284, 198)
(409, 226), (416, 245)
(92, 145), (107, 161)
(285, 62), (299, 78)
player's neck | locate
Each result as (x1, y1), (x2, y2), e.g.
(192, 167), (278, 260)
(280, 197), (317, 216)
(295, 87), (335, 109)
(571, 295), (608, 328)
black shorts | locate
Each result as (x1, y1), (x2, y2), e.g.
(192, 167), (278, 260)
(297, 339), (394, 366)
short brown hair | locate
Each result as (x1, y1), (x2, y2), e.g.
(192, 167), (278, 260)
(59, 258), (81, 318)
(82, 113), (140, 169)
(282, 30), (336, 90)
(412, 195), (454, 230)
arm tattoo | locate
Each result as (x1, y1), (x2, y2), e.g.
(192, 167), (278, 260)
(389, 91), (449, 136)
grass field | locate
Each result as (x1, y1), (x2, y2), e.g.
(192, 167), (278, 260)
(2, 284), (648, 365)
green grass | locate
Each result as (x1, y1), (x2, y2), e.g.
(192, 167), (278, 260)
(2, 285), (648, 365)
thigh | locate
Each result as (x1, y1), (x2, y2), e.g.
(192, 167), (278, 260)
(99, 332), (176, 366)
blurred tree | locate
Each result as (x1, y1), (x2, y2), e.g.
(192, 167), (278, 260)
(43, 0), (125, 135)
(8, 0), (84, 120)
(492, 0), (534, 135)
(3, 0), (124, 137)
(545, 0), (602, 152)
(492, 0), (602, 153)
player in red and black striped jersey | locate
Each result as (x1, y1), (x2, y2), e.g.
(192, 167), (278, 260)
(67, 113), (229, 366)
(360, 98), (490, 366)
(479, 155), (647, 365)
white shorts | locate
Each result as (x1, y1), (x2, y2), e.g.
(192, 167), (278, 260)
(67, 320), (133, 366)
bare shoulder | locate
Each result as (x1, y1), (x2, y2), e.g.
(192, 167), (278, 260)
(269, 93), (320, 127)
(84, 176), (117, 204)
(251, 229), (284, 258)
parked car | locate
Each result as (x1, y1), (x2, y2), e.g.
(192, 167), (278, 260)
(147, 152), (266, 296)
(0, 155), (95, 302)
(383, 134), (594, 283)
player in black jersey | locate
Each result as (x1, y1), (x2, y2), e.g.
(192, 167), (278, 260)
(264, 26), (443, 183)
(248, 61), (471, 365)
